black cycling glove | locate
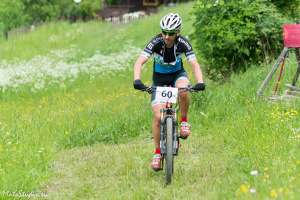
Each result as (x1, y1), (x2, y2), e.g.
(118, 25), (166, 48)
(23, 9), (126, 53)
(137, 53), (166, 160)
(192, 83), (206, 91)
(133, 79), (148, 91)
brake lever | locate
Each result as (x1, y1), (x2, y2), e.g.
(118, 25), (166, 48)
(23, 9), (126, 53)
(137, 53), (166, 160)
(145, 87), (152, 94)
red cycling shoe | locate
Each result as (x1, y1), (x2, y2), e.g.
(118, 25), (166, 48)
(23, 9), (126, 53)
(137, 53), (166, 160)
(151, 154), (162, 171)
(180, 122), (191, 139)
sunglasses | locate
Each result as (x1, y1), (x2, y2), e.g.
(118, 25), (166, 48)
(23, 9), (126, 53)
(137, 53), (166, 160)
(162, 31), (177, 36)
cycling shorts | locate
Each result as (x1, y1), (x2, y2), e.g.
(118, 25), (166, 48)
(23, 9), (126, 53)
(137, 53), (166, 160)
(151, 69), (189, 106)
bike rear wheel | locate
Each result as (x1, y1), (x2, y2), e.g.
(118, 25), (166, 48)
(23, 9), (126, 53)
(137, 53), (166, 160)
(165, 117), (174, 184)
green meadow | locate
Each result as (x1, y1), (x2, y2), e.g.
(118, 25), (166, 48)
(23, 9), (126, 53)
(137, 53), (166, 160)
(0, 2), (300, 199)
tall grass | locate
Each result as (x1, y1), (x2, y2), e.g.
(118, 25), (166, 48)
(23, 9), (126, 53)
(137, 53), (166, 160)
(1, 2), (300, 199)
(0, 2), (195, 196)
(188, 56), (300, 198)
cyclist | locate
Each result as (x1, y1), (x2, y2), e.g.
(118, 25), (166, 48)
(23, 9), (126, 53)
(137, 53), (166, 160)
(133, 13), (205, 171)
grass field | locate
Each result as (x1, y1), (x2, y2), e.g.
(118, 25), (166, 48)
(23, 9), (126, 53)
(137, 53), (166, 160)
(1, 2), (300, 199)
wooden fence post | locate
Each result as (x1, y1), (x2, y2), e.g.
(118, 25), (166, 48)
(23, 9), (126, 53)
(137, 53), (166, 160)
(292, 48), (300, 86)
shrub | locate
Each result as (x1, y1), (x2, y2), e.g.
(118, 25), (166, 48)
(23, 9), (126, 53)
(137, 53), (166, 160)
(21, 0), (102, 23)
(0, 0), (26, 39)
(106, 0), (122, 5)
(57, 0), (102, 21)
(21, 0), (60, 24)
(193, 0), (289, 81)
(270, 0), (300, 20)
(0, 0), (102, 39)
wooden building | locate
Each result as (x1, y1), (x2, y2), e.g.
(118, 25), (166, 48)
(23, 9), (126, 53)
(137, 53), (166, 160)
(99, 0), (163, 19)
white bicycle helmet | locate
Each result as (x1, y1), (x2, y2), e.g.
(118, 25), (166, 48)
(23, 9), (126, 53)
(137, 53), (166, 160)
(160, 13), (182, 32)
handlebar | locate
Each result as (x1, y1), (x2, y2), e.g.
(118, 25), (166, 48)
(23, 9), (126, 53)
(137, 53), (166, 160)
(140, 85), (199, 94)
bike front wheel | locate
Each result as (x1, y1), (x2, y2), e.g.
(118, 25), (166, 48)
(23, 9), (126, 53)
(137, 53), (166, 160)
(165, 117), (174, 184)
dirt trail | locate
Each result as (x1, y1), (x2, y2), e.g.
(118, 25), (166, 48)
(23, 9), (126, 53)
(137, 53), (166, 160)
(42, 134), (227, 200)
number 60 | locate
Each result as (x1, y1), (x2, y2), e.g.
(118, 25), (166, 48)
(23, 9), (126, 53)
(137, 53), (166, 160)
(162, 91), (173, 98)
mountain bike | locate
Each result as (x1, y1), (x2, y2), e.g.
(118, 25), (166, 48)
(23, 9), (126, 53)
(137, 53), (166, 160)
(143, 86), (198, 184)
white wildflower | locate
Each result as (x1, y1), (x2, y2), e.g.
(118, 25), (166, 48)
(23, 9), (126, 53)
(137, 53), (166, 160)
(0, 46), (141, 92)
(250, 170), (259, 176)
(249, 188), (256, 193)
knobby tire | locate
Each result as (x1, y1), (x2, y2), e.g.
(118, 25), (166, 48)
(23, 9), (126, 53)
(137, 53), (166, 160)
(165, 117), (174, 184)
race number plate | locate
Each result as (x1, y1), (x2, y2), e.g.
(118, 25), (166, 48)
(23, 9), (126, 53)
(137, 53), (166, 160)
(155, 87), (178, 103)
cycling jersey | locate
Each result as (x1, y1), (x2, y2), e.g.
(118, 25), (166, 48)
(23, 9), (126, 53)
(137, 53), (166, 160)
(142, 34), (196, 74)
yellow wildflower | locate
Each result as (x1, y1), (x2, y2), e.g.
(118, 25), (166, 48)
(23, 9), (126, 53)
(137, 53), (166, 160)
(264, 173), (269, 179)
(270, 189), (278, 199)
(240, 184), (249, 193)
(264, 167), (269, 171)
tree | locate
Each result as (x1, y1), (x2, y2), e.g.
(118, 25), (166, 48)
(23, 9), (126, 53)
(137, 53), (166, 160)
(270, 0), (300, 21)
(21, 0), (60, 24)
(0, 0), (25, 39)
(55, 0), (102, 21)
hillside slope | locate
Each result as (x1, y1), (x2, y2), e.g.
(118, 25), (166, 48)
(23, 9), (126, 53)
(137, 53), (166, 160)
(1, 2), (300, 200)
